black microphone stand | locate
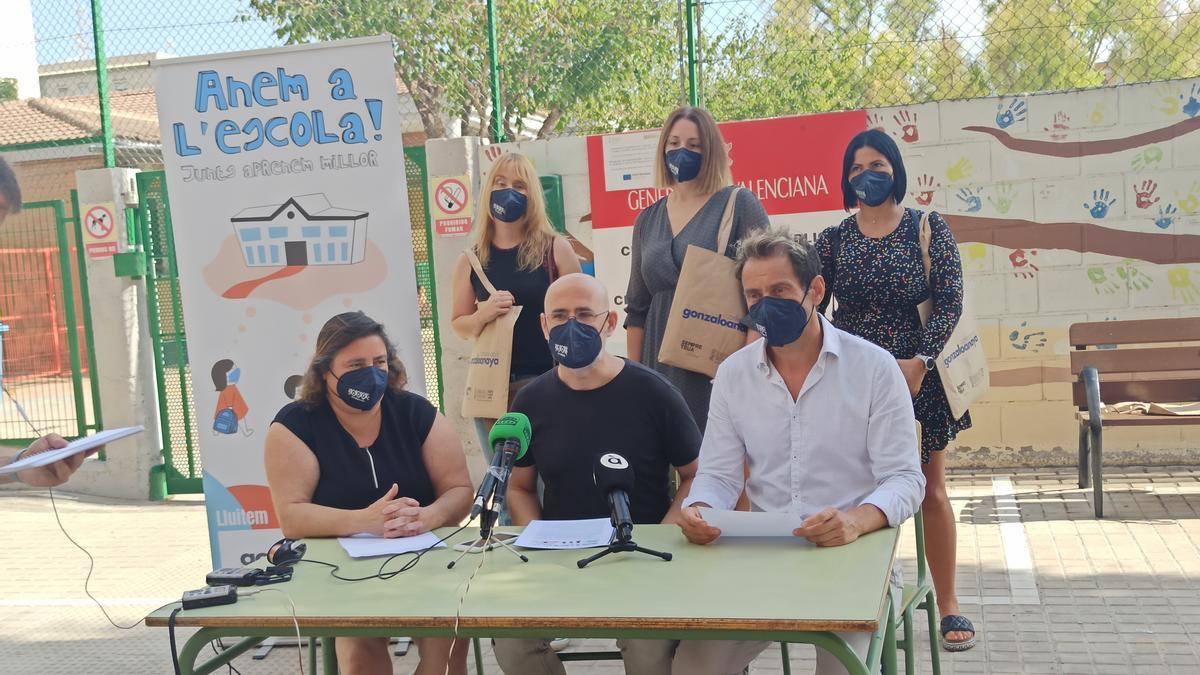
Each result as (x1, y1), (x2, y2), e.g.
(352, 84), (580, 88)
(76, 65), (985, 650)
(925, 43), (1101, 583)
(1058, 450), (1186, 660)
(448, 496), (528, 569)
(576, 520), (672, 568)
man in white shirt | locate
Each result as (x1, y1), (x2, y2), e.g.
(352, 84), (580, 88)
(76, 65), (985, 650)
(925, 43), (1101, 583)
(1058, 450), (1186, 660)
(672, 227), (925, 675)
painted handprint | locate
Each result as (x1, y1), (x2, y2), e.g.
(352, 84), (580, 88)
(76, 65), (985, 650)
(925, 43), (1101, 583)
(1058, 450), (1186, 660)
(1087, 267), (1121, 295)
(946, 157), (973, 183)
(1133, 180), (1160, 210)
(1177, 182), (1200, 215)
(913, 174), (936, 206)
(1089, 101), (1105, 125)
(867, 112), (886, 131)
(1008, 321), (1048, 352)
(1084, 189), (1116, 219)
(988, 184), (1016, 214)
(1168, 267), (1200, 303)
(1045, 111), (1070, 141)
(961, 243), (987, 272)
(893, 110), (919, 143)
(1131, 145), (1164, 172)
(1153, 84), (1180, 115)
(1008, 248), (1039, 279)
(956, 187), (983, 213)
(995, 99), (1027, 129)
(1155, 204), (1179, 229)
(1182, 83), (1200, 118)
(1116, 260), (1153, 292)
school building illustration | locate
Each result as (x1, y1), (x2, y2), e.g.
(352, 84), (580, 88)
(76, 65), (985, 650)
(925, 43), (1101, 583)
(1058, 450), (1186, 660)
(230, 193), (369, 267)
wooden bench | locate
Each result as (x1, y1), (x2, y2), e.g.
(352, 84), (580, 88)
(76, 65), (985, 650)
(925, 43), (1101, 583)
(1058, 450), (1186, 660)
(1070, 317), (1200, 517)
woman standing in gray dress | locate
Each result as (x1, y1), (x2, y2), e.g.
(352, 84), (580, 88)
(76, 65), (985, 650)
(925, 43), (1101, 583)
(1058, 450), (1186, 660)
(624, 106), (770, 431)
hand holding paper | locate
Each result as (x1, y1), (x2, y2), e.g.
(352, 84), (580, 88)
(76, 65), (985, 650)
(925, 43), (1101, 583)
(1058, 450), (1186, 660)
(1, 427), (143, 486)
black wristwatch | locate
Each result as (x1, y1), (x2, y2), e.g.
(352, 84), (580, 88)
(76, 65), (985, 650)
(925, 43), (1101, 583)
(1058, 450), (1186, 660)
(916, 354), (935, 371)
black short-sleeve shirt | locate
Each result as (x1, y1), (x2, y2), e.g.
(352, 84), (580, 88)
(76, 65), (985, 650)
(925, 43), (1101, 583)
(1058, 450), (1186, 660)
(511, 359), (701, 524)
(272, 390), (438, 511)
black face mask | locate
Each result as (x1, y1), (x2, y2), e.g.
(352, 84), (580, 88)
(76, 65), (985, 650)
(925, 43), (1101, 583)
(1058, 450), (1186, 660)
(745, 292), (811, 347)
(335, 366), (388, 411)
(850, 170), (895, 207)
(547, 315), (607, 369)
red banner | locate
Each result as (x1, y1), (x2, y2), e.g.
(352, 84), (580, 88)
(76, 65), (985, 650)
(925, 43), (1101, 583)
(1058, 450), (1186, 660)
(587, 110), (867, 229)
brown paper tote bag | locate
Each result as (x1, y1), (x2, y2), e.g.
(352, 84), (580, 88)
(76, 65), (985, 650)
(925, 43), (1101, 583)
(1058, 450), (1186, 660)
(657, 188), (749, 378)
(915, 211), (989, 420)
(461, 250), (522, 419)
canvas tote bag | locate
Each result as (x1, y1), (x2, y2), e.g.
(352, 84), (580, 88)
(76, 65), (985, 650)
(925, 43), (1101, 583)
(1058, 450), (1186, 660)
(461, 249), (523, 419)
(915, 210), (989, 420)
(658, 188), (749, 378)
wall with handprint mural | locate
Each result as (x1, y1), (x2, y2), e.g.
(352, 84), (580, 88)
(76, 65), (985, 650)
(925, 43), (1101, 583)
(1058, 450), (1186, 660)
(429, 77), (1200, 469)
(867, 78), (1200, 467)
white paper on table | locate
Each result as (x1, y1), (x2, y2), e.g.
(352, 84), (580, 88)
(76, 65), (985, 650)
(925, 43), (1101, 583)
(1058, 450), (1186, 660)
(0, 426), (143, 476)
(513, 518), (615, 550)
(698, 508), (804, 537)
(337, 531), (446, 558)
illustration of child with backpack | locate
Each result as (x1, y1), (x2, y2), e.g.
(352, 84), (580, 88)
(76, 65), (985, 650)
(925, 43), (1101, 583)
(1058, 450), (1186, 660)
(212, 359), (253, 437)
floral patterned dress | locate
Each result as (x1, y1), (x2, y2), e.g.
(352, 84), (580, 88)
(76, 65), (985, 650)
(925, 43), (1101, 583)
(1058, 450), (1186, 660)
(816, 208), (972, 463)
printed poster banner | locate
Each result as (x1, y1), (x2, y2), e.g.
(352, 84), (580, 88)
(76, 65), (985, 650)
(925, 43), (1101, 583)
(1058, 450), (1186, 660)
(587, 110), (867, 355)
(153, 36), (424, 567)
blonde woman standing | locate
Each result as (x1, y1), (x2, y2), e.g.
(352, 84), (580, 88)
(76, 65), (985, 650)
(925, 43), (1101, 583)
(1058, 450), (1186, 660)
(451, 153), (581, 459)
(625, 107), (770, 430)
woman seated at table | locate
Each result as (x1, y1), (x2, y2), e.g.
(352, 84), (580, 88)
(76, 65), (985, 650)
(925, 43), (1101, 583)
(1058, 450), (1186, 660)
(265, 311), (473, 675)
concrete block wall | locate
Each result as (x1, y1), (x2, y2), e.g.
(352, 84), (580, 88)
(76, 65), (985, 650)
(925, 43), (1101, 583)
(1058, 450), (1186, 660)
(889, 79), (1200, 467)
(429, 77), (1200, 470)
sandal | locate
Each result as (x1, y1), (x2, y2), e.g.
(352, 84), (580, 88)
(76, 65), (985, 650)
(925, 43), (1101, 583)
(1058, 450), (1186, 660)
(940, 615), (976, 652)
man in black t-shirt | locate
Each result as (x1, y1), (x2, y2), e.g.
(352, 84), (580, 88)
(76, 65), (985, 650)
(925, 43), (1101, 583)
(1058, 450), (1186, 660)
(494, 273), (700, 675)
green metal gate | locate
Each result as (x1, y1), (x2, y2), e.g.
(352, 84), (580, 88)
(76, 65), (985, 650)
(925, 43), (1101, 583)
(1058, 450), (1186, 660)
(0, 198), (101, 445)
(405, 146), (445, 411)
(135, 171), (202, 494)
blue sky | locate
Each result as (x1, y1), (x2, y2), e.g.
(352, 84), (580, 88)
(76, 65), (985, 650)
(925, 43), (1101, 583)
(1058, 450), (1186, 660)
(31, 0), (283, 64)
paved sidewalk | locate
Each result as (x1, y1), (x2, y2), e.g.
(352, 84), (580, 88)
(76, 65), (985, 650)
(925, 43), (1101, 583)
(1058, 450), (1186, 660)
(2, 467), (1198, 674)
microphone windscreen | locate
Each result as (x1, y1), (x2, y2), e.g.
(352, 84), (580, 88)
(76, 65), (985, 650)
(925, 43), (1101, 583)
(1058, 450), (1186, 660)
(487, 412), (531, 459)
(593, 452), (635, 494)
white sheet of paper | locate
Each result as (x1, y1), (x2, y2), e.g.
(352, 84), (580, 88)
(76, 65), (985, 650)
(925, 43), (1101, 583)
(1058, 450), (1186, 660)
(337, 531), (446, 558)
(0, 426), (143, 476)
(699, 508), (804, 537)
(514, 518), (615, 550)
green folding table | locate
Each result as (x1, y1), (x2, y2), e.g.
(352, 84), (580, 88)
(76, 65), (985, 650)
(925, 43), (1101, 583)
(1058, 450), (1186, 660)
(146, 524), (900, 675)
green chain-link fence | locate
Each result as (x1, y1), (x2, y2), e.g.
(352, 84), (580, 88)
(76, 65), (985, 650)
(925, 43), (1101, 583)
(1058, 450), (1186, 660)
(696, 0), (1200, 122)
(9, 1), (1196, 154)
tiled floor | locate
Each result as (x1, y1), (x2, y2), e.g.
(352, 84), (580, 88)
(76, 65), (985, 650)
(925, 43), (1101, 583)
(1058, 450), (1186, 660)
(1, 467), (1197, 674)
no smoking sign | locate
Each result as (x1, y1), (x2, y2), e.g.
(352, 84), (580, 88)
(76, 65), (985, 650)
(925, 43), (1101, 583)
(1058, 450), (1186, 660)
(435, 178), (468, 215)
(431, 175), (473, 237)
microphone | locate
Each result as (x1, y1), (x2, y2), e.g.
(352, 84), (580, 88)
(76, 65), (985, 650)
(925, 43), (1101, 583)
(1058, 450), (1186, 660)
(469, 412), (531, 518)
(593, 452), (635, 541)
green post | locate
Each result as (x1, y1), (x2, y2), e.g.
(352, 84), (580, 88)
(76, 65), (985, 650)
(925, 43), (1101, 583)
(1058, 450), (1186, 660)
(46, 201), (89, 438)
(685, 0), (699, 107)
(69, 190), (104, 434)
(90, 0), (115, 167)
(486, 0), (505, 142)
(140, 197), (171, 477)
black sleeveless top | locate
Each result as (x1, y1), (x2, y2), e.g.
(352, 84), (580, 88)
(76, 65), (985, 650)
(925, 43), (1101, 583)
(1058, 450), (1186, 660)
(272, 390), (438, 511)
(469, 242), (556, 378)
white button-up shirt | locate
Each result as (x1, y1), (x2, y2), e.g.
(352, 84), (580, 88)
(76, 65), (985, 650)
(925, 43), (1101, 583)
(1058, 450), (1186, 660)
(684, 315), (925, 527)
